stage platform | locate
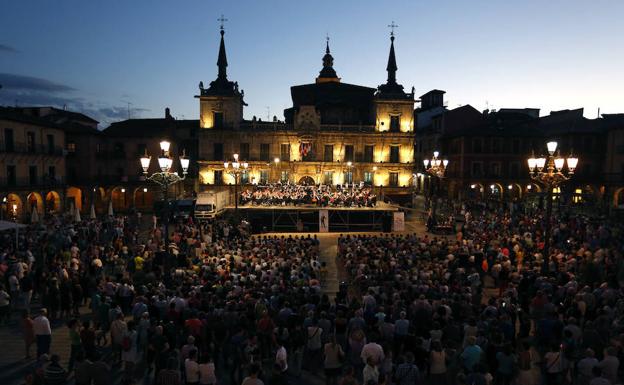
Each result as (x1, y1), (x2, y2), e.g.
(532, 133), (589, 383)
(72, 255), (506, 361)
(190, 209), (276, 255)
(225, 202), (399, 233)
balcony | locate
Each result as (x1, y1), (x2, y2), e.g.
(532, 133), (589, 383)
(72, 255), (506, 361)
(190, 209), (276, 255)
(1, 176), (66, 189)
(0, 141), (64, 156)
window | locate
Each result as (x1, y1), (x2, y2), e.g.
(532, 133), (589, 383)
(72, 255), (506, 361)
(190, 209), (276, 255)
(7, 165), (16, 186)
(47, 134), (55, 155)
(113, 142), (124, 156)
(364, 171), (373, 185)
(364, 145), (374, 162)
(389, 172), (399, 187)
(241, 171), (249, 184)
(324, 145), (334, 162)
(472, 138), (482, 153)
(213, 143), (224, 161)
(390, 115), (400, 132)
(490, 162), (501, 177)
(509, 162), (520, 178)
(29, 166), (37, 185)
(280, 144), (290, 161)
(492, 138), (502, 153)
(323, 171), (333, 185)
(4, 129), (14, 152)
(27, 132), (35, 153)
(260, 143), (270, 161)
(48, 166), (56, 180)
(214, 170), (223, 185)
(213, 112), (223, 129)
(344, 145), (354, 162)
(239, 143), (250, 160)
(96, 143), (103, 154)
(389, 146), (400, 163)
(67, 142), (76, 154)
(471, 161), (483, 177)
(280, 171), (289, 183)
(344, 171), (353, 184)
(260, 170), (269, 184)
(136, 143), (146, 156)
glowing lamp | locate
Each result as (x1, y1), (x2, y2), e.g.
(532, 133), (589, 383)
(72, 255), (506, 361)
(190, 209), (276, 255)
(546, 141), (558, 155)
(160, 140), (171, 153)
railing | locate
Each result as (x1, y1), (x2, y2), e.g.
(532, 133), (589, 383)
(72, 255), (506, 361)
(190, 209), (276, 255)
(0, 141), (64, 156)
(0, 176), (66, 188)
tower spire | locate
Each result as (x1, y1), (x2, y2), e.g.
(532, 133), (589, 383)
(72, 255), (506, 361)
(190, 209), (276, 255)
(316, 35), (339, 83)
(386, 22), (398, 84)
(217, 15), (228, 80)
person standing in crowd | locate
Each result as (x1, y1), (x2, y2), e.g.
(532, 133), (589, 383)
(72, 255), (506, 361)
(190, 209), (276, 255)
(67, 318), (83, 372)
(0, 284), (11, 324)
(20, 310), (35, 359)
(324, 334), (345, 385)
(198, 354), (217, 385)
(33, 308), (51, 358)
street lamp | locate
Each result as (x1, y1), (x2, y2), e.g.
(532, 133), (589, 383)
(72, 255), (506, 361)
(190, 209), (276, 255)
(224, 153), (248, 212)
(527, 141), (578, 272)
(139, 140), (189, 249)
(423, 151), (449, 226)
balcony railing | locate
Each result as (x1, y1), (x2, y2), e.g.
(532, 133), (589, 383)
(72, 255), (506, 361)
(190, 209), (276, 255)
(0, 141), (64, 156)
(0, 176), (66, 188)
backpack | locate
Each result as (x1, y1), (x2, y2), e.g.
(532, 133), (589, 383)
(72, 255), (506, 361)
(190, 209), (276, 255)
(122, 335), (132, 351)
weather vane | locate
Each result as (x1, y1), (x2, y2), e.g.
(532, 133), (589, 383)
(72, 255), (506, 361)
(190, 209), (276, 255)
(218, 14), (228, 30)
(388, 21), (398, 36)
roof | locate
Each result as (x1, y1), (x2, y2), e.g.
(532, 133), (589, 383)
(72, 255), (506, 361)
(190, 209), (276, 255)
(0, 107), (66, 131)
(290, 81), (375, 106)
(420, 89), (446, 98)
(103, 118), (199, 138)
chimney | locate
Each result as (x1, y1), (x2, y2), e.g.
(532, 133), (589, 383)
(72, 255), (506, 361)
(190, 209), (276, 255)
(165, 107), (172, 119)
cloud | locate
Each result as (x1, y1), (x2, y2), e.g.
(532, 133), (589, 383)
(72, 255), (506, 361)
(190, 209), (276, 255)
(0, 44), (18, 53)
(0, 73), (75, 92)
(0, 73), (149, 127)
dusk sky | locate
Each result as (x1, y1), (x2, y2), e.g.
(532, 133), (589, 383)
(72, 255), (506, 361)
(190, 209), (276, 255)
(1, 0), (623, 127)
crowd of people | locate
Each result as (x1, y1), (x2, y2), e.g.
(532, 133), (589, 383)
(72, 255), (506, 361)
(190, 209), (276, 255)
(240, 184), (377, 208)
(338, 202), (624, 385)
(1, 198), (624, 385)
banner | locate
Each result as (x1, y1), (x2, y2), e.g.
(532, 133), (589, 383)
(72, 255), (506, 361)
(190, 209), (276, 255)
(392, 212), (405, 232)
(319, 210), (329, 232)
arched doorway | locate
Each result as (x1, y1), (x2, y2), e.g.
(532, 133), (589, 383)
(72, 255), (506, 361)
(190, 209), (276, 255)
(488, 183), (504, 199)
(6, 193), (23, 220)
(468, 183), (485, 199)
(26, 192), (44, 214)
(45, 191), (61, 213)
(506, 183), (522, 199)
(298, 176), (315, 186)
(134, 187), (154, 211)
(614, 188), (624, 208)
(66, 186), (83, 212)
(110, 187), (127, 211)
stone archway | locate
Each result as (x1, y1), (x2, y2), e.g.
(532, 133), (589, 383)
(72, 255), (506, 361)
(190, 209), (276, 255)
(26, 192), (44, 214)
(614, 187), (624, 208)
(66, 186), (83, 212)
(298, 176), (315, 186)
(134, 186), (154, 210)
(45, 191), (61, 213)
(6, 193), (23, 219)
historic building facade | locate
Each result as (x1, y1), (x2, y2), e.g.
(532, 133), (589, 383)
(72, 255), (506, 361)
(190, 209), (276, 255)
(197, 28), (416, 202)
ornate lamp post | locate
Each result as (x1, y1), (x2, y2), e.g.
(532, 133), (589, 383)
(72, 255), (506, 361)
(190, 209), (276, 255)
(140, 140), (190, 249)
(423, 151), (449, 223)
(527, 141), (578, 271)
(224, 153), (248, 212)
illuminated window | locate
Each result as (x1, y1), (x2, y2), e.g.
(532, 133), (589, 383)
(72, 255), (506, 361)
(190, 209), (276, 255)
(67, 142), (76, 153)
(390, 115), (400, 132)
(344, 171), (353, 184)
(280, 171), (289, 183)
(364, 172), (373, 185)
(552, 187), (561, 201)
(389, 172), (399, 187)
(573, 188), (583, 203)
(241, 171), (249, 184)
(260, 170), (268, 184)
(323, 171), (333, 185)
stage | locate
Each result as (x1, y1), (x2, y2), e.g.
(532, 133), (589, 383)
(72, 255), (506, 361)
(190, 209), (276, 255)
(225, 202), (399, 232)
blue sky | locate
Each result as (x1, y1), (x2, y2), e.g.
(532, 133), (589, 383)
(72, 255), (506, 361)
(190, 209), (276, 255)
(1, 0), (623, 127)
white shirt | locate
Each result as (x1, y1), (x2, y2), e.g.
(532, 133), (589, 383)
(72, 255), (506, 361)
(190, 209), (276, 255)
(276, 346), (288, 372)
(185, 359), (200, 383)
(199, 362), (217, 384)
(33, 315), (51, 335)
(361, 342), (385, 365)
